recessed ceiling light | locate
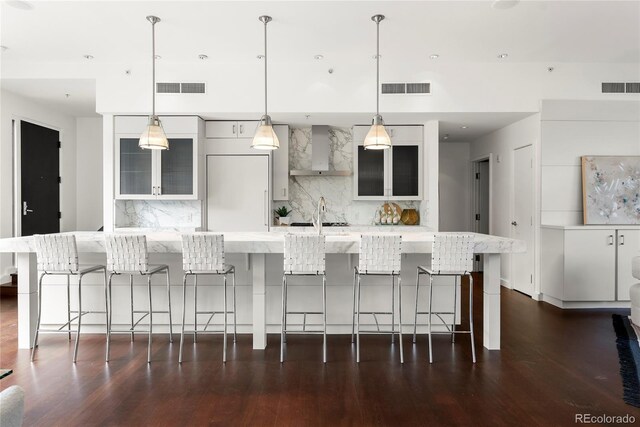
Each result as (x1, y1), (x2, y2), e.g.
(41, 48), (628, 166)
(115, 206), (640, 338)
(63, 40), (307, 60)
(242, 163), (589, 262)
(492, 0), (519, 9)
(6, 0), (33, 10)
(257, 54), (265, 60)
(429, 54), (439, 59)
(314, 54), (324, 60)
(65, 93), (70, 98)
(0, 46), (8, 52)
(83, 54), (94, 60)
(154, 54), (161, 60)
(497, 53), (509, 59)
(198, 54), (208, 60)
(460, 125), (468, 129)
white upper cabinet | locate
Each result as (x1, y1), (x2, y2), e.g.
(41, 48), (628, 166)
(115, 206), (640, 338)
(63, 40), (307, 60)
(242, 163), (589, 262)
(352, 125), (423, 201)
(206, 120), (259, 139)
(115, 116), (202, 200)
(272, 125), (289, 201)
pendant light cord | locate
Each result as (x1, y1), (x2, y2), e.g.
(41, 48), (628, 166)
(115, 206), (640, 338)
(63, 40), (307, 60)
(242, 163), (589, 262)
(151, 19), (156, 117)
(376, 18), (380, 116)
(264, 19), (268, 117)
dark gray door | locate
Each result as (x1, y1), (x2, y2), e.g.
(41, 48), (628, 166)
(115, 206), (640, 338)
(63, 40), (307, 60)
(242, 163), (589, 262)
(21, 121), (60, 236)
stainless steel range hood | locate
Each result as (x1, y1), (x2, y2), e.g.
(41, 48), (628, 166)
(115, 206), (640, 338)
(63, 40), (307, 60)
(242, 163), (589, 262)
(289, 125), (352, 176)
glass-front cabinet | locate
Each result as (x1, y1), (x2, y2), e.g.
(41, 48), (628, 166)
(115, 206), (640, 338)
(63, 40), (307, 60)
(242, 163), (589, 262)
(353, 125), (423, 200)
(115, 116), (201, 200)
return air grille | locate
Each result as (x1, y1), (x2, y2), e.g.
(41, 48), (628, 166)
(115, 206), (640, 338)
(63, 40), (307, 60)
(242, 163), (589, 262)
(381, 82), (431, 95)
(601, 82), (639, 94)
(156, 82), (206, 94)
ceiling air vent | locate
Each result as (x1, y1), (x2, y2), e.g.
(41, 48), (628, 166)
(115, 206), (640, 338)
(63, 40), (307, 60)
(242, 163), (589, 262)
(156, 82), (206, 94)
(381, 82), (431, 95)
(626, 82), (640, 94)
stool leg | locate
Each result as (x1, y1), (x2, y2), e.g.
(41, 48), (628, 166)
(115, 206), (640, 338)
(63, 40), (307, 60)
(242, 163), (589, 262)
(469, 274), (476, 364)
(232, 270), (237, 344)
(66, 275), (71, 341)
(452, 276), (458, 344)
(428, 274), (434, 364)
(166, 268), (173, 343)
(391, 274), (395, 344)
(103, 269), (109, 362)
(356, 274), (361, 363)
(322, 274), (327, 364)
(193, 275), (198, 343)
(280, 275), (286, 363)
(129, 274), (134, 342)
(147, 275), (153, 363)
(398, 275), (404, 364)
(31, 273), (45, 362)
(107, 273), (114, 362)
(223, 274), (228, 363)
(73, 274), (83, 363)
(179, 274), (188, 364)
(351, 267), (357, 344)
(413, 269), (420, 343)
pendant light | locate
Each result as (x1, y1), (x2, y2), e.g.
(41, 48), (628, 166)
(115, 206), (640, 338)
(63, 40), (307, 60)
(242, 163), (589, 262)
(139, 15), (169, 150)
(363, 14), (391, 150)
(251, 15), (280, 150)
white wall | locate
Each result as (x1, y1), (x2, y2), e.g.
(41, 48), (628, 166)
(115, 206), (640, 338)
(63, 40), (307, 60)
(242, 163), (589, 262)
(540, 100), (640, 225)
(0, 89), (77, 282)
(439, 142), (472, 232)
(75, 117), (103, 231)
(470, 114), (541, 288)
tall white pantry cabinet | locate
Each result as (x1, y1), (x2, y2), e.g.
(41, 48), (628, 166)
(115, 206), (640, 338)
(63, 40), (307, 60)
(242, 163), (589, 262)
(541, 225), (640, 307)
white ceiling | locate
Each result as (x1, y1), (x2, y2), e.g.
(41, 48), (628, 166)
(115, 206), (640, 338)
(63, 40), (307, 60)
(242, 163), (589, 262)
(0, 0), (638, 138)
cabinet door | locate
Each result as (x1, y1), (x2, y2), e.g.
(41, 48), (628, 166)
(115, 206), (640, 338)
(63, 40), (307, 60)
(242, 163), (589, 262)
(564, 230), (616, 301)
(391, 144), (420, 198)
(237, 121), (258, 139)
(205, 121), (238, 138)
(617, 230), (640, 301)
(158, 138), (195, 198)
(387, 125), (423, 142)
(272, 125), (289, 201)
(117, 137), (154, 197)
(356, 145), (386, 197)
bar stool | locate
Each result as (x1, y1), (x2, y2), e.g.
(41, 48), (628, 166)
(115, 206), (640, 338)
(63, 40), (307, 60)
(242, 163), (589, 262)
(351, 234), (403, 363)
(31, 234), (108, 363)
(105, 234), (173, 363)
(179, 233), (236, 363)
(413, 233), (476, 363)
(281, 234), (327, 363)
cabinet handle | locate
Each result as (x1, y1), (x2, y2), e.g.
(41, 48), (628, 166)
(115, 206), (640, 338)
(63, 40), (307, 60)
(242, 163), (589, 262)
(620, 234), (625, 245)
(233, 124), (237, 135)
(608, 235), (614, 245)
(152, 186), (155, 196)
(264, 190), (268, 226)
(158, 186), (162, 196)
(239, 124), (244, 134)
(283, 188), (287, 197)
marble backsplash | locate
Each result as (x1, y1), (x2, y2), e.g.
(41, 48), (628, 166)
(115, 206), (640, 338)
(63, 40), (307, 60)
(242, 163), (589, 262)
(279, 127), (420, 225)
(115, 200), (202, 229)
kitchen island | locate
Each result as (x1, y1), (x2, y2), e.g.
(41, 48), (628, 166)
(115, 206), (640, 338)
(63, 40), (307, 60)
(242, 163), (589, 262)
(0, 230), (524, 351)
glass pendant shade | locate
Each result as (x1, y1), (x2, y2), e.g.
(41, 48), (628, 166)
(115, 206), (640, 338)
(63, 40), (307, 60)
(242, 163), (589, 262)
(363, 115), (391, 150)
(139, 116), (169, 150)
(251, 115), (280, 150)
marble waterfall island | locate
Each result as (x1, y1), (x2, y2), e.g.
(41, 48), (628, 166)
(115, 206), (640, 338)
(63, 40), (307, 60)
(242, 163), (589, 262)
(0, 231), (525, 351)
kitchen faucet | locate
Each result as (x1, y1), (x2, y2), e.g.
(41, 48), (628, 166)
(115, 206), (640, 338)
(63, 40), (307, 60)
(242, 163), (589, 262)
(313, 196), (326, 235)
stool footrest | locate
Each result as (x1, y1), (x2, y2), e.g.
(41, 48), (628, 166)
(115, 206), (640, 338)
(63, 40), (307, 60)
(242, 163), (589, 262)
(282, 330), (325, 335)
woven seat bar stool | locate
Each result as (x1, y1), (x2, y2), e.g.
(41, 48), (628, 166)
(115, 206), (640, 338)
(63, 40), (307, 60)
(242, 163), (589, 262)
(179, 233), (236, 363)
(351, 234), (404, 364)
(413, 233), (476, 363)
(31, 234), (108, 363)
(281, 234), (327, 363)
(105, 234), (173, 363)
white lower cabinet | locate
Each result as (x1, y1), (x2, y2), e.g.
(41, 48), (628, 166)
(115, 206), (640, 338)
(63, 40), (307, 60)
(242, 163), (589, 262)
(541, 226), (640, 304)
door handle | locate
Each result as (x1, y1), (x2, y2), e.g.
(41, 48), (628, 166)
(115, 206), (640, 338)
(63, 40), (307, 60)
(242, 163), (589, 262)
(152, 186), (156, 196)
(264, 190), (268, 226)
(233, 124), (237, 135)
(608, 235), (614, 245)
(22, 201), (33, 216)
(620, 234), (625, 245)
(511, 221), (518, 226)
(283, 187), (287, 197)
(239, 124), (244, 134)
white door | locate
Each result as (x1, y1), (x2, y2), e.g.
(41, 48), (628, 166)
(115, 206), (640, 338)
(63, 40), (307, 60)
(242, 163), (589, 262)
(512, 145), (535, 296)
(617, 230), (640, 301)
(207, 155), (270, 232)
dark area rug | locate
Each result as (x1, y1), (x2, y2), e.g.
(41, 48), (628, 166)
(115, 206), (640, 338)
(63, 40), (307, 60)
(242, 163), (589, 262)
(612, 314), (640, 408)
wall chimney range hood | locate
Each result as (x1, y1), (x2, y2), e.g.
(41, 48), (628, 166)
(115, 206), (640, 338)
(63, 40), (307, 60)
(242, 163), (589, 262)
(289, 126), (352, 176)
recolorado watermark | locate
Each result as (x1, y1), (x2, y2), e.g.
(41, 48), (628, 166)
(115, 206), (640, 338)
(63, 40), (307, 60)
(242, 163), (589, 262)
(575, 413), (636, 424)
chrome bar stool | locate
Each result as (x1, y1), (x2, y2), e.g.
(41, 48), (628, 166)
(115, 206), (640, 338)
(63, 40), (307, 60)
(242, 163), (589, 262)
(281, 234), (327, 363)
(31, 234), (108, 363)
(179, 233), (236, 363)
(105, 234), (173, 363)
(351, 234), (403, 363)
(413, 233), (476, 363)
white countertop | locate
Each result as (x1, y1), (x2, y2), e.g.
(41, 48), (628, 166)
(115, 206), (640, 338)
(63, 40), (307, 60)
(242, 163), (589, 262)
(0, 231), (525, 254)
(542, 224), (640, 230)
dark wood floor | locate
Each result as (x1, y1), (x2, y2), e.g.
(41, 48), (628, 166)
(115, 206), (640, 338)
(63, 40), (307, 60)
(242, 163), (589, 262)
(1, 276), (638, 426)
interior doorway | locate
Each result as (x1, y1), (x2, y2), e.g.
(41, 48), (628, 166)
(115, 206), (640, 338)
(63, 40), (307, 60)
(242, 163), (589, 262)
(472, 156), (491, 271)
(511, 145), (535, 296)
(18, 120), (61, 236)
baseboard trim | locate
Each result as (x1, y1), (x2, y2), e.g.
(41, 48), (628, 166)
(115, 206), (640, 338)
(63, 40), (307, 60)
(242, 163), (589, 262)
(541, 294), (631, 309)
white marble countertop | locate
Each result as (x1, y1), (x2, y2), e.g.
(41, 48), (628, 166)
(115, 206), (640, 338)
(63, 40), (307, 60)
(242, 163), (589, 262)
(541, 224), (640, 230)
(0, 231), (525, 254)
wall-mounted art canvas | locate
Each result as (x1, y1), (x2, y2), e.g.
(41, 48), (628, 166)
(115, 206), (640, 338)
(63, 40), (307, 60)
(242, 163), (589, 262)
(581, 156), (640, 224)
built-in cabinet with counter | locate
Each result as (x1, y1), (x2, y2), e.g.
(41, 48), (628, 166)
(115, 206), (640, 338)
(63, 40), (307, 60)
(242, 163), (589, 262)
(541, 225), (640, 307)
(352, 125), (423, 200)
(115, 116), (203, 200)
